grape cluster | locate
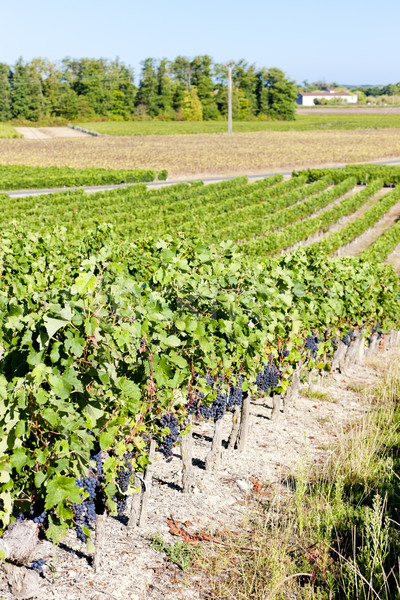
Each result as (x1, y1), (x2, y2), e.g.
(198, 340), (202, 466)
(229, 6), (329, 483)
(256, 362), (281, 394)
(282, 349), (290, 358)
(305, 334), (320, 358)
(71, 450), (103, 542)
(72, 470), (98, 542)
(226, 378), (244, 412)
(30, 559), (46, 574)
(341, 329), (355, 346)
(112, 452), (134, 517)
(157, 414), (179, 460)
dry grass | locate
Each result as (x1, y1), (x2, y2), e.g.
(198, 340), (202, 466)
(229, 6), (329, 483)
(1, 129), (400, 179)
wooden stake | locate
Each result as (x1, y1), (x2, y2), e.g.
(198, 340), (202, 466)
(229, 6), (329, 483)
(180, 416), (195, 493)
(138, 439), (156, 528)
(205, 418), (224, 471)
(94, 511), (107, 572)
(127, 472), (143, 529)
(237, 392), (251, 452)
(271, 393), (282, 421)
(228, 405), (241, 450)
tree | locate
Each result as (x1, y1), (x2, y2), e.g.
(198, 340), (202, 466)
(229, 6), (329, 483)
(156, 59), (174, 115)
(190, 55), (219, 120)
(10, 58), (30, 119)
(0, 63), (11, 121)
(181, 86), (203, 121)
(137, 58), (159, 117)
(257, 67), (297, 120)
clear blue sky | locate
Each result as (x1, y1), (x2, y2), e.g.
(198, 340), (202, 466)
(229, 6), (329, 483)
(1, 0), (398, 85)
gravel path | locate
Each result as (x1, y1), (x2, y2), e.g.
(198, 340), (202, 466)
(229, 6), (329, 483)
(339, 197), (400, 256)
(14, 127), (91, 139)
(0, 346), (397, 600)
(295, 187), (386, 249)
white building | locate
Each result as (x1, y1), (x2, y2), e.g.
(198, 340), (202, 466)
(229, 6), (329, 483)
(296, 89), (358, 106)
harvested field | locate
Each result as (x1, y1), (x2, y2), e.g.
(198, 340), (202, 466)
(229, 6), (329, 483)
(1, 129), (400, 179)
(297, 106), (400, 115)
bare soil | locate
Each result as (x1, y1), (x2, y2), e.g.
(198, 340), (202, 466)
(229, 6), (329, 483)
(1, 130), (400, 179)
(1, 346), (397, 600)
(340, 197), (400, 256)
(14, 127), (91, 140)
(297, 107), (400, 115)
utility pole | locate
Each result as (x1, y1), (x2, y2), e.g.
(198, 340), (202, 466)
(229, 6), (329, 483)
(227, 64), (232, 135)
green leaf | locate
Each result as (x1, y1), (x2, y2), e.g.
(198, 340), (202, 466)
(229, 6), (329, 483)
(45, 475), (82, 510)
(99, 431), (114, 450)
(10, 448), (27, 474)
(43, 316), (68, 342)
(165, 335), (181, 347)
(34, 471), (47, 488)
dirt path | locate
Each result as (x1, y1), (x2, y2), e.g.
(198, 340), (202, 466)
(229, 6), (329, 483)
(386, 243), (400, 272)
(1, 346), (396, 600)
(339, 197), (400, 256)
(14, 127), (91, 139)
(295, 187), (387, 249)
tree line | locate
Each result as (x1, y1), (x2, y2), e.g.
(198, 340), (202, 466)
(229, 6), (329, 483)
(0, 56), (298, 122)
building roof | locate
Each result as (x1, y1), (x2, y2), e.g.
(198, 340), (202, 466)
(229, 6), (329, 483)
(299, 91), (354, 97)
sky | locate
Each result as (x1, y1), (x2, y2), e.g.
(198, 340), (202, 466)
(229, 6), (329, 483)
(1, 0), (399, 85)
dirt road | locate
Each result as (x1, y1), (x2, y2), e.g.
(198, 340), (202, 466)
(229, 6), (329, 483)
(14, 127), (91, 139)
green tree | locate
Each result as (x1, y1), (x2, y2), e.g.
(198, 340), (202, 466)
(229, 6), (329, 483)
(181, 86), (203, 120)
(137, 58), (159, 117)
(10, 58), (30, 118)
(190, 55), (219, 120)
(156, 59), (174, 116)
(257, 67), (297, 120)
(0, 63), (11, 121)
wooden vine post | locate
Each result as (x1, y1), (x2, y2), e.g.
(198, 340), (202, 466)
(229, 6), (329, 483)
(138, 438), (156, 528)
(236, 392), (251, 451)
(205, 418), (224, 471)
(228, 405), (241, 450)
(270, 393), (282, 421)
(94, 511), (107, 572)
(127, 472), (143, 530)
(180, 416), (195, 493)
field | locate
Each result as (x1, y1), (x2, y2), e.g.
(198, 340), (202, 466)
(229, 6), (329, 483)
(0, 164), (165, 190)
(0, 123), (21, 138)
(2, 129), (400, 180)
(77, 113), (400, 135)
(1, 163), (400, 600)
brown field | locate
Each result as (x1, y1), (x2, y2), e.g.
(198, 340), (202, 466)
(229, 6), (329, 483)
(1, 129), (400, 179)
(296, 107), (400, 114)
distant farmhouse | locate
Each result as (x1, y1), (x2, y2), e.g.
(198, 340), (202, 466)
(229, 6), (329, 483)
(296, 88), (358, 106)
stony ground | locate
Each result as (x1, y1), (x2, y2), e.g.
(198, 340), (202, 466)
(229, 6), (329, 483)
(0, 344), (396, 600)
(1, 130), (400, 178)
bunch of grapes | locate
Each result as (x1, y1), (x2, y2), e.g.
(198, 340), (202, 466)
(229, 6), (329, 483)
(341, 329), (355, 346)
(30, 559), (46, 574)
(157, 414), (179, 460)
(112, 452), (134, 517)
(226, 377), (244, 412)
(256, 362), (281, 394)
(305, 334), (320, 358)
(72, 467), (99, 543)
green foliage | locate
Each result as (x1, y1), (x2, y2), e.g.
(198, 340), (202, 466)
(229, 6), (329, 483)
(181, 86), (203, 121)
(0, 63), (11, 121)
(0, 165), (161, 190)
(150, 533), (200, 570)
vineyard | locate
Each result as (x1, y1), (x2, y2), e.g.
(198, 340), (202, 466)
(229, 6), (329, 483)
(1, 163), (400, 599)
(0, 165), (166, 190)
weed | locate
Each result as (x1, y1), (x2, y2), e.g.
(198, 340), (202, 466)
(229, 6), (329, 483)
(301, 387), (332, 402)
(149, 533), (200, 571)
